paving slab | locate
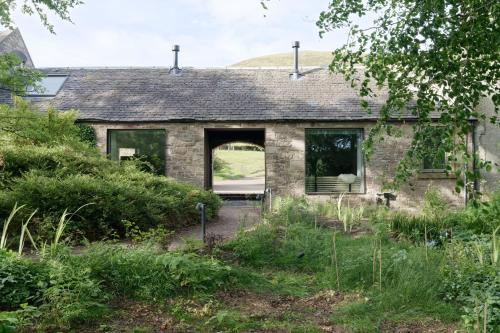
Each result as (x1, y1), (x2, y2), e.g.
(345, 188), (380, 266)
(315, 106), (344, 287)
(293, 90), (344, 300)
(168, 200), (261, 250)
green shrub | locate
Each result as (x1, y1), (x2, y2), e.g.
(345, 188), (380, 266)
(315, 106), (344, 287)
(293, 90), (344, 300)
(0, 168), (221, 241)
(0, 101), (222, 241)
(39, 259), (109, 328)
(443, 239), (500, 331)
(212, 156), (228, 173)
(0, 251), (47, 310)
(0, 249), (108, 329)
(74, 244), (234, 300)
(377, 193), (499, 244)
(76, 123), (97, 147)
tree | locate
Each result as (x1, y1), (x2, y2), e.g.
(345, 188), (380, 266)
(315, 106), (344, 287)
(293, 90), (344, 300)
(0, 0), (82, 93)
(0, 0), (82, 33)
(0, 53), (41, 95)
(315, 0), (499, 196)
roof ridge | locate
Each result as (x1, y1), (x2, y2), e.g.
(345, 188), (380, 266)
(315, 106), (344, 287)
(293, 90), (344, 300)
(38, 66), (329, 71)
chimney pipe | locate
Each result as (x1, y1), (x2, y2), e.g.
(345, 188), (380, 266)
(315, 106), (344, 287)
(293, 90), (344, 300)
(291, 41), (301, 80)
(170, 44), (181, 74)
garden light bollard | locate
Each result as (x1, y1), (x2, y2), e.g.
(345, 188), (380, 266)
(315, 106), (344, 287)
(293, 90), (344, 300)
(265, 188), (272, 212)
(196, 202), (206, 243)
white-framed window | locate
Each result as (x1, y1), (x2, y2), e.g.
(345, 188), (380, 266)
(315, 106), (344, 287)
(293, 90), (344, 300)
(305, 128), (364, 193)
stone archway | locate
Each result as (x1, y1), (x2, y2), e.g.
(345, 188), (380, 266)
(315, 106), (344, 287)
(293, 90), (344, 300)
(204, 129), (265, 193)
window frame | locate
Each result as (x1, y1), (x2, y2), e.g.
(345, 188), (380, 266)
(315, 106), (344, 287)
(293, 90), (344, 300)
(106, 129), (167, 175)
(304, 128), (365, 194)
(420, 126), (448, 173)
(421, 153), (448, 173)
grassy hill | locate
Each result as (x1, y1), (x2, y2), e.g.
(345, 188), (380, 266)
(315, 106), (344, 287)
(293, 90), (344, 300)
(231, 50), (333, 67)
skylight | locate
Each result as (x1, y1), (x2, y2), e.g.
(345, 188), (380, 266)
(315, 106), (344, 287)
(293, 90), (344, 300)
(26, 75), (68, 97)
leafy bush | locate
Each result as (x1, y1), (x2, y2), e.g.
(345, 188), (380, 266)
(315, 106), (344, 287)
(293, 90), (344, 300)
(0, 249), (108, 330)
(212, 156), (228, 173)
(0, 250), (47, 309)
(1, 169), (220, 240)
(373, 189), (499, 245)
(0, 100), (222, 241)
(39, 259), (109, 328)
(76, 244), (234, 300)
(443, 238), (500, 331)
(76, 123), (97, 147)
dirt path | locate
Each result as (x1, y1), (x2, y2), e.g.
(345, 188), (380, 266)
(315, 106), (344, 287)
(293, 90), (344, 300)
(168, 200), (262, 250)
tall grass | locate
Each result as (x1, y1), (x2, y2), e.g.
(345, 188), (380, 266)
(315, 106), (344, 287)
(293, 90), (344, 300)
(1, 203), (25, 250)
(226, 196), (461, 330)
(18, 209), (38, 255)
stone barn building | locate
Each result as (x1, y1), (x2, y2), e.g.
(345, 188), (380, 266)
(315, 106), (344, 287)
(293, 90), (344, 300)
(1, 29), (498, 209)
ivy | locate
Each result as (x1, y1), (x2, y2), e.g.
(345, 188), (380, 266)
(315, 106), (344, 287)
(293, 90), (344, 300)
(76, 123), (97, 148)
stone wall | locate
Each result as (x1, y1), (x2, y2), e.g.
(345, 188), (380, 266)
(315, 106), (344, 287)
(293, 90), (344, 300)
(92, 121), (464, 210)
(476, 97), (500, 194)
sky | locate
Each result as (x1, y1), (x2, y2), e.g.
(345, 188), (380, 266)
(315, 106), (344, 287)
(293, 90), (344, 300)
(10, 0), (353, 68)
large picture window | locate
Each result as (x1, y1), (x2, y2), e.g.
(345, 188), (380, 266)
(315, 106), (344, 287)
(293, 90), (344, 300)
(305, 129), (364, 193)
(108, 129), (166, 175)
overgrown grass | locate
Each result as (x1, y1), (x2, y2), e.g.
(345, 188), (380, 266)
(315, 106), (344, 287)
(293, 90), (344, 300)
(223, 197), (464, 331)
(2, 191), (498, 332)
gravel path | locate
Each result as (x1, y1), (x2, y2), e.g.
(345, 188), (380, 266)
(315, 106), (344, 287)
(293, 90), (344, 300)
(168, 200), (262, 250)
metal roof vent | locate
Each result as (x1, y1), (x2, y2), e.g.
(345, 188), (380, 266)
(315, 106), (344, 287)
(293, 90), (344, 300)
(290, 41), (302, 80)
(169, 44), (181, 75)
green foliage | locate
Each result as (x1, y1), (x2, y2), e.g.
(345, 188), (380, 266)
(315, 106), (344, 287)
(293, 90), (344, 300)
(0, 250), (47, 309)
(0, 241), (235, 331)
(0, 100), (222, 241)
(74, 244), (234, 300)
(226, 197), (460, 330)
(0, 99), (82, 146)
(316, 0), (499, 192)
(212, 156), (227, 173)
(0, 54), (41, 95)
(39, 258), (109, 328)
(422, 187), (449, 220)
(382, 193), (500, 243)
(0, 0), (82, 33)
(213, 149), (265, 180)
(76, 123), (97, 147)
(443, 238), (500, 331)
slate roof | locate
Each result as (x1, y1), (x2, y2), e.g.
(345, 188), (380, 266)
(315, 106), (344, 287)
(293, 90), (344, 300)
(0, 30), (12, 43)
(29, 67), (393, 122)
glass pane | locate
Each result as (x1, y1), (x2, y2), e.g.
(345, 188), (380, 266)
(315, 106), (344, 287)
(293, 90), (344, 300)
(108, 130), (166, 175)
(423, 149), (446, 170)
(26, 76), (67, 96)
(305, 129), (363, 193)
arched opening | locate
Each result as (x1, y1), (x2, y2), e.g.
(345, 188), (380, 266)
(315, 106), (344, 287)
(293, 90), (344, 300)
(213, 142), (265, 194)
(204, 129), (265, 196)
